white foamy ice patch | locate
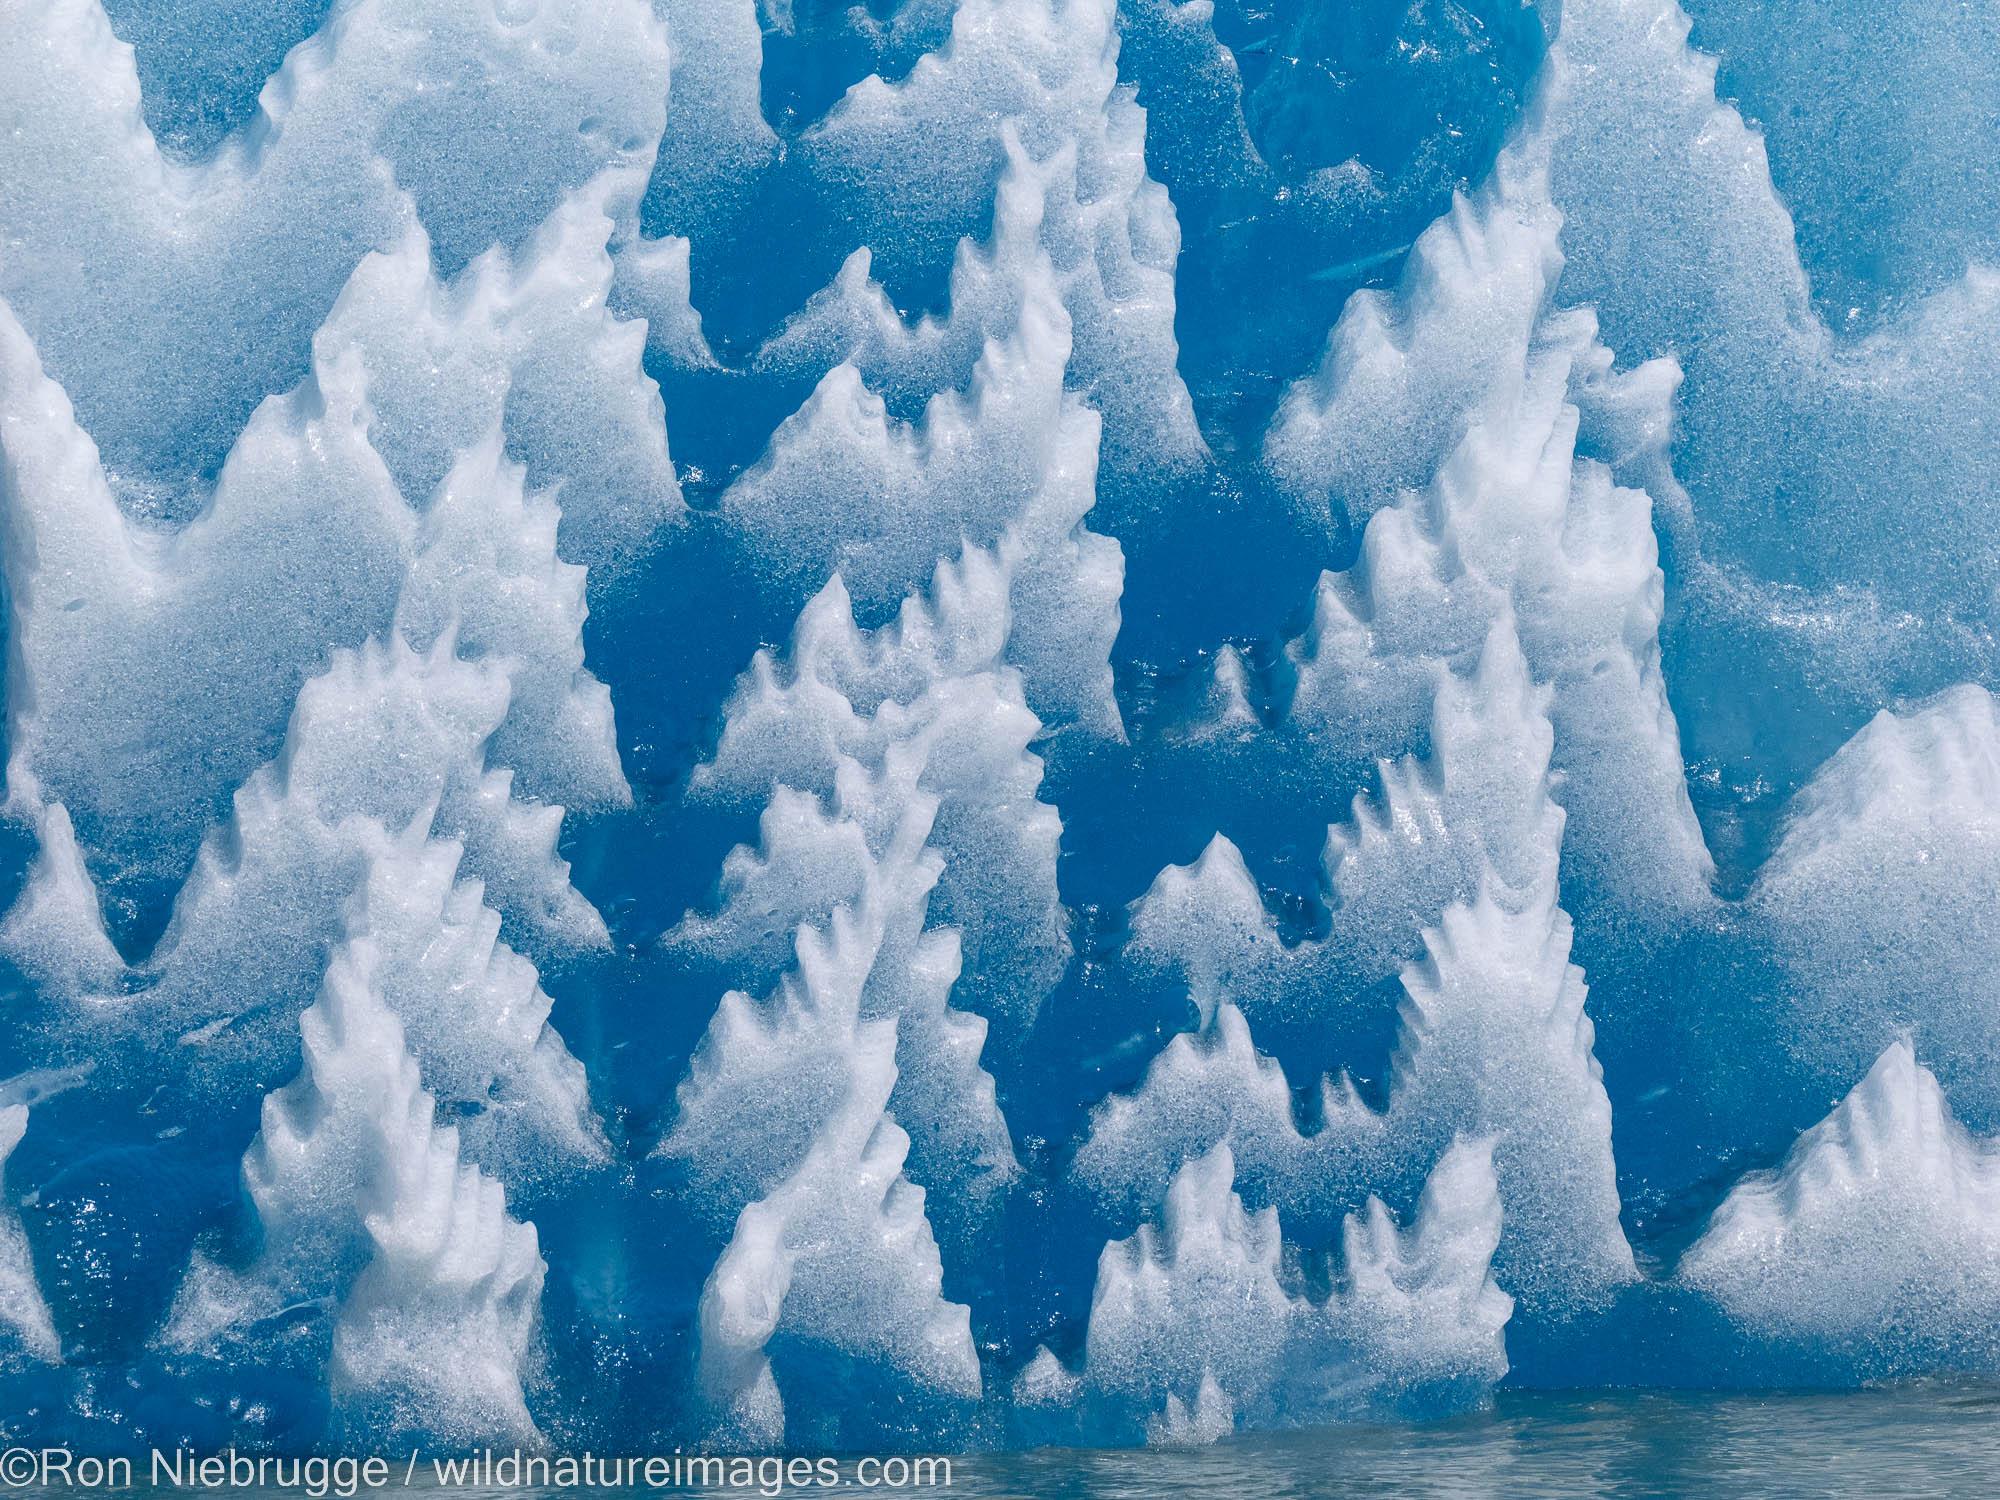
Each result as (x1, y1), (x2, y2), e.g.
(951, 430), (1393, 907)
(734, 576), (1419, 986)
(1266, 124), (1711, 918)
(611, 231), (716, 369)
(311, 182), (683, 580)
(1088, 883), (1635, 1314)
(664, 765), (1016, 1259)
(1164, 644), (1260, 747)
(1145, 1372), (1233, 1448)
(0, 1105), (61, 1367)
(691, 551), (1069, 1030)
(800, 0), (1201, 473)
(1750, 687), (2000, 1124)
(393, 436), (630, 814)
(166, 942), (545, 1445)
(1077, 1141), (1510, 1439)
(0, 802), (127, 1000)
(1265, 105), (1576, 536)
(1540, 0), (1816, 381)
(687, 897), (982, 1446)
(1365, 879), (1637, 1310)
(725, 224), (1123, 737)
(115, 633), (603, 1084)
(1131, 624), (1565, 1027)
(1679, 1043), (2000, 1376)
(0, 0), (668, 489)
(751, 123), (1067, 405)
(339, 841), (607, 1181)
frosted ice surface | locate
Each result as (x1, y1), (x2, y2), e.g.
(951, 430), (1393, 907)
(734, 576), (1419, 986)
(1103, 618), (1633, 1313)
(0, 802), (127, 999)
(1131, 623), (1564, 1032)
(88, 633), (602, 1104)
(0, 0), (670, 500)
(1268, 110), (1711, 921)
(668, 761), (1015, 1259)
(646, 0), (778, 238)
(1681, 1043), (2000, 1377)
(1078, 1139), (1510, 1440)
(800, 0), (1201, 474)
(0, 1106), (61, 1366)
(1680, 0), (2000, 328)
(1360, 879), (1636, 1310)
(393, 436), (630, 814)
(1098, 878), (1632, 1315)
(1538, 0), (2000, 830)
(337, 841), (607, 1181)
(687, 887), (983, 1447)
(665, 778), (1014, 1250)
(311, 187), (684, 580)
(724, 201), (1124, 736)
(0, 261), (642, 936)
(1752, 688), (2000, 1126)
(0, 295), (417, 901)
(165, 939), (546, 1446)
(691, 551), (1070, 1029)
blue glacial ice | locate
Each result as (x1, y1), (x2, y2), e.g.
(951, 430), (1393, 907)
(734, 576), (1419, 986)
(2, 0), (2000, 1455)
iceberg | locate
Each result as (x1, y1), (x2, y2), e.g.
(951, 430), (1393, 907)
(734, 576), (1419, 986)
(4, 0), (1999, 1455)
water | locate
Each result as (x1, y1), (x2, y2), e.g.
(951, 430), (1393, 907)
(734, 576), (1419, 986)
(959, 1387), (2000, 1498)
(268, 1386), (1998, 1500)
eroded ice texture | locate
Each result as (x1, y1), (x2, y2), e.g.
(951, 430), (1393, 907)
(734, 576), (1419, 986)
(2, 0), (1998, 1457)
(0, 1107), (61, 1367)
(162, 939), (546, 1446)
(1049, 1139), (1510, 1445)
(1680, 1044), (2000, 1379)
